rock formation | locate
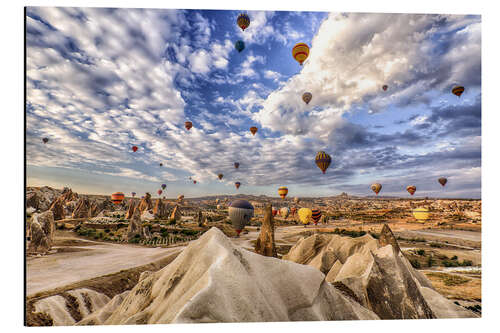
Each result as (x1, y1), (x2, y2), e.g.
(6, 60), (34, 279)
(49, 196), (66, 220)
(197, 210), (203, 227)
(153, 199), (168, 219)
(27, 211), (55, 253)
(72, 197), (90, 219)
(102, 227), (379, 324)
(125, 199), (136, 219)
(255, 204), (277, 257)
(77, 291), (130, 326)
(137, 193), (153, 214)
(126, 208), (143, 241)
(283, 225), (477, 320)
(169, 205), (181, 223)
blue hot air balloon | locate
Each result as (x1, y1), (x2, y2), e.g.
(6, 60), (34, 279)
(235, 40), (245, 53)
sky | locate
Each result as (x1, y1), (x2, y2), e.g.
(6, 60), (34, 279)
(25, 7), (481, 199)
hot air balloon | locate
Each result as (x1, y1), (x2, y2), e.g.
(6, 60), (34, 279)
(278, 186), (288, 199)
(311, 209), (322, 225)
(131, 192), (136, 197)
(215, 198), (220, 204)
(159, 163), (163, 167)
(298, 208), (312, 226)
(161, 184), (166, 190)
(280, 207), (290, 219)
(291, 207), (297, 216)
(407, 185), (416, 196)
(315, 151), (332, 174)
(438, 177), (447, 187)
(228, 199), (254, 237)
(250, 126), (258, 135)
(412, 207), (430, 222)
(42, 137), (49, 144)
(234, 162), (240, 169)
(218, 173), (223, 180)
(272, 208), (278, 217)
(235, 182), (241, 189)
(132, 146), (138, 152)
(371, 183), (382, 195)
(237, 13), (250, 31)
(185, 121), (193, 130)
(382, 85), (388, 91)
(193, 180), (197, 184)
(302, 92), (312, 104)
(292, 43), (309, 65)
(217, 204), (222, 210)
(157, 189), (163, 196)
(235, 40), (245, 53)
(177, 194), (184, 202)
(294, 197), (300, 204)
(452, 86), (465, 97)
(111, 192), (125, 204)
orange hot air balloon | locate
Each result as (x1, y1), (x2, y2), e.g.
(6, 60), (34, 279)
(218, 173), (223, 180)
(132, 146), (138, 152)
(111, 192), (125, 204)
(452, 86), (465, 97)
(250, 126), (258, 135)
(292, 43), (310, 65)
(371, 183), (382, 195)
(235, 182), (241, 189)
(237, 13), (250, 31)
(278, 186), (288, 199)
(406, 185), (416, 196)
(185, 121), (193, 130)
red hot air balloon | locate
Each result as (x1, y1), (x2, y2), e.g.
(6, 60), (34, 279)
(272, 209), (278, 217)
(185, 121), (193, 130)
(132, 146), (138, 152)
(311, 209), (322, 225)
(193, 180), (197, 184)
(406, 185), (416, 196)
(157, 189), (163, 196)
(111, 192), (125, 204)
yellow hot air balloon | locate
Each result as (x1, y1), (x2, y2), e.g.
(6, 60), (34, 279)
(412, 207), (430, 222)
(302, 92), (312, 104)
(315, 151), (332, 174)
(298, 207), (312, 225)
(371, 183), (382, 195)
(278, 186), (288, 199)
(292, 43), (309, 65)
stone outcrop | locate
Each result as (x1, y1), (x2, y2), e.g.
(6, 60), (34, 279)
(77, 291), (130, 326)
(27, 211), (55, 253)
(102, 228), (379, 324)
(255, 204), (277, 257)
(49, 196), (66, 221)
(137, 193), (153, 214)
(72, 197), (90, 219)
(153, 199), (168, 219)
(126, 208), (142, 241)
(283, 225), (477, 320)
(169, 205), (181, 223)
(125, 199), (136, 219)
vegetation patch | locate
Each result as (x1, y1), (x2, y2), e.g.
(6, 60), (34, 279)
(426, 272), (471, 286)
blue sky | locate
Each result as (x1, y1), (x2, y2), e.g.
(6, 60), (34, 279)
(26, 8), (481, 199)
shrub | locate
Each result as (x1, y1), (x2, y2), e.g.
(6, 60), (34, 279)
(410, 259), (421, 269)
(416, 249), (425, 256)
(459, 260), (473, 267)
(134, 234), (140, 238)
(116, 223), (126, 229)
(451, 255), (458, 260)
(181, 229), (198, 236)
(128, 238), (140, 244)
(430, 242), (442, 248)
(104, 228), (110, 233)
(443, 260), (459, 267)
(168, 218), (176, 225)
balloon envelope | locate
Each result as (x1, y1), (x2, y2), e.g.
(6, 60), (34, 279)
(42, 137), (49, 144)
(235, 40), (245, 52)
(371, 183), (382, 195)
(280, 207), (290, 219)
(438, 177), (447, 187)
(235, 182), (241, 189)
(250, 126), (258, 135)
(111, 192), (125, 204)
(302, 92), (312, 104)
(228, 200), (254, 235)
(161, 184), (166, 190)
(185, 121), (193, 130)
(407, 186), (416, 195)
(298, 208), (312, 225)
(132, 146), (138, 152)
(292, 43), (310, 65)
(412, 207), (430, 221)
(131, 192), (136, 197)
(452, 86), (465, 97)
(382, 85), (388, 91)
(278, 186), (288, 199)
(315, 151), (332, 174)
(234, 162), (240, 169)
(218, 173), (223, 180)
(311, 209), (322, 225)
(237, 13), (250, 31)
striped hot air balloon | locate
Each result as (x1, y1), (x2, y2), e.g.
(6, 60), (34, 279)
(407, 185), (416, 196)
(250, 126), (258, 135)
(412, 207), (430, 222)
(315, 151), (332, 174)
(452, 86), (465, 97)
(237, 13), (250, 31)
(302, 92), (312, 104)
(371, 183), (382, 195)
(185, 121), (193, 130)
(228, 200), (254, 236)
(278, 186), (288, 199)
(235, 182), (241, 189)
(111, 192), (125, 204)
(292, 43), (310, 65)
(311, 209), (322, 225)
